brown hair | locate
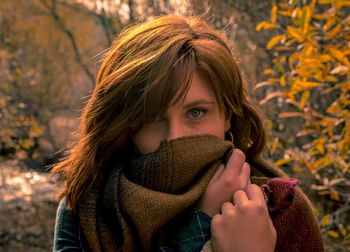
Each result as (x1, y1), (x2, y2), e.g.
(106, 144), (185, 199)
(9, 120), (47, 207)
(52, 15), (266, 210)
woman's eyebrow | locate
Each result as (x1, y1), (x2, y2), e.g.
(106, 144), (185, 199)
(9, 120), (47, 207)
(183, 100), (216, 109)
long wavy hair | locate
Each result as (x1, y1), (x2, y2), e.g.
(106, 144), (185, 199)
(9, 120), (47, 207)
(52, 15), (267, 210)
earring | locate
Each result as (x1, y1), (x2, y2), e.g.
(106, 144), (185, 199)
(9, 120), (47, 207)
(227, 131), (234, 146)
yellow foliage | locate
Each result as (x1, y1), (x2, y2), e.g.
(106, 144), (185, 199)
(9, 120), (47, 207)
(266, 35), (284, 49)
(271, 5), (278, 24)
(255, 21), (279, 31)
(318, 0), (333, 4)
(301, 5), (312, 34)
(321, 215), (331, 226)
(19, 139), (35, 150)
(330, 65), (349, 75)
(29, 124), (43, 138)
(254, 81), (275, 90)
(278, 3), (290, 9)
(275, 158), (292, 166)
(328, 230), (340, 238)
(299, 90), (310, 110)
(326, 23), (342, 39)
(292, 80), (324, 93)
(278, 10), (292, 17)
(340, 227), (347, 236)
(259, 91), (287, 105)
(258, 1), (350, 243)
(336, 1), (350, 8)
(330, 189), (340, 201)
(323, 17), (337, 31)
(328, 48), (350, 67)
(286, 26), (305, 42)
(263, 69), (274, 75)
(278, 112), (304, 118)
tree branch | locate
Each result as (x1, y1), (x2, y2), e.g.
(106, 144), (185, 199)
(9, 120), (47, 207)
(40, 0), (95, 87)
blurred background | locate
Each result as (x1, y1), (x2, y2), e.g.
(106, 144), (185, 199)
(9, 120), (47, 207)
(0, 0), (349, 251)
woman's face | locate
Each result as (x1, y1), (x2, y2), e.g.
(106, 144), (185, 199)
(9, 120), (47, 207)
(132, 72), (231, 154)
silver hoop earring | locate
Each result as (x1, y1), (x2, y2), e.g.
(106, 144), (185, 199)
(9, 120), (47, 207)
(228, 131), (234, 146)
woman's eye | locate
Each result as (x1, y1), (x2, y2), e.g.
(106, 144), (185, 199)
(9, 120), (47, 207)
(188, 108), (207, 119)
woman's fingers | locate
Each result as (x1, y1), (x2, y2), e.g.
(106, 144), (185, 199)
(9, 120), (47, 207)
(196, 148), (251, 217)
(232, 189), (249, 205)
(231, 185), (267, 208)
(246, 184), (266, 203)
(211, 184), (276, 252)
(240, 162), (250, 190)
(221, 149), (245, 178)
(217, 149), (250, 189)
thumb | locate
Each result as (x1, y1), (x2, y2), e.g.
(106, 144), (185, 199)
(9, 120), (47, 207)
(208, 164), (225, 187)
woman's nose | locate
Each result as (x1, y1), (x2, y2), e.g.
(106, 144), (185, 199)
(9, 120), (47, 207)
(166, 120), (190, 141)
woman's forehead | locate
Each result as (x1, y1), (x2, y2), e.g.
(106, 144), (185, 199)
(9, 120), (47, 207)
(171, 72), (216, 104)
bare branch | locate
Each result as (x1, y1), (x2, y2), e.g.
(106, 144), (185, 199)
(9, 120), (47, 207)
(39, 0), (95, 87)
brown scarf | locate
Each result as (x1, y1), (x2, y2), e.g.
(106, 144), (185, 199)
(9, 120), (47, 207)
(79, 135), (231, 251)
(78, 135), (324, 252)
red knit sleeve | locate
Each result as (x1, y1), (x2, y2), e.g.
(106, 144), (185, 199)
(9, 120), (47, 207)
(272, 187), (324, 252)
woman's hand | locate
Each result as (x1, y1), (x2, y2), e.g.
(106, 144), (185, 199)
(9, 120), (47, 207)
(197, 149), (250, 217)
(211, 184), (277, 252)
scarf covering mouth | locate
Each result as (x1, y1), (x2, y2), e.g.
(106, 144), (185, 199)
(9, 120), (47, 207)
(79, 135), (233, 252)
(78, 135), (324, 252)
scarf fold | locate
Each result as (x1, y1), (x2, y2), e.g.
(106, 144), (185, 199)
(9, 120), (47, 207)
(79, 135), (232, 251)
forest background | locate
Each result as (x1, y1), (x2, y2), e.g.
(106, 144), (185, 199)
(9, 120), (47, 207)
(0, 0), (349, 251)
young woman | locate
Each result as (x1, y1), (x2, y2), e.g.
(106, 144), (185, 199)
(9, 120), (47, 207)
(53, 15), (324, 252)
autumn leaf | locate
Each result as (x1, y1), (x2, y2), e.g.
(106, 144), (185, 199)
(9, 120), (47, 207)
(29, 124), (43, 138)
(280, 75), (287, 86)
(314, 137), (327, 154)
(256, 21), (279, 31)
(318, 0), (334, 5)
(292, 80), (324, 93)
(267, 35), (284, 49)
(326, 23), (342, 39)
(329, 48), (350, 67)
(263, 68), (274, 75)
(278, 3), (290, 9)
(286, 26), (305, 42)
(275, 158), (292, 166)
(340, 81), (350, 92)
(259, 91), (287, 105)
(301, 5), (312, 34)
(330, 65), (349, 75)
(19, 139), (35, 150)
(320, 215), (331, 226)
(311, 156), (332, 171)
(278, 112), (304, 118)
(299, 90), (310, 109)
(271, 5), (278, 24)
(340, 227), (347, 236)
(327, 230), (340, 239)
(323, 16), (336, 31)
(270, 137), (280, 155)
(254, 81), (275, 90)
(278, 10), (292, 17)
(330, 189), (340, 201)
(336, 1), (350, 8)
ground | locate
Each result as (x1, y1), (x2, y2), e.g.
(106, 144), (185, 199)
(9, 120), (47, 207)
(0, 160), (57, 252)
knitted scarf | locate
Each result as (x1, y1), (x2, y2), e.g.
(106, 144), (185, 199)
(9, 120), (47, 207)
(79, 135), (231, 251)
(79, 135), (324, 252)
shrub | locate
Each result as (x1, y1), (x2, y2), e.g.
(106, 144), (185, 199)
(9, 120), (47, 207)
(256, 0), (350, 247)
